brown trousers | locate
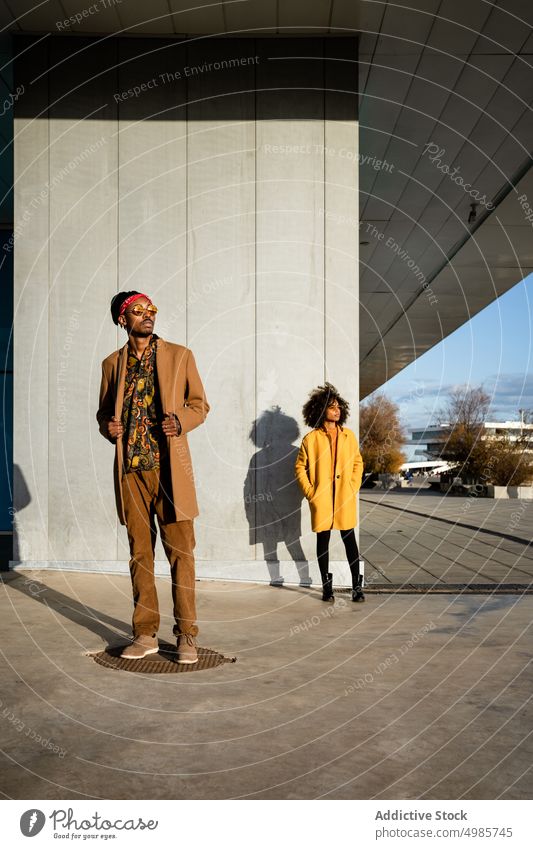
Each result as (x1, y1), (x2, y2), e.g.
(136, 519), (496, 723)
(121, 466), (198, 638)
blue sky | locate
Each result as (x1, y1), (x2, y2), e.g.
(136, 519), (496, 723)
(379, 272), (533, 436)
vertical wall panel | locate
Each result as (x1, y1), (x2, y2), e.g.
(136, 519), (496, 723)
(13, 38), (49, 561)
(117, 38), (188, 562)
(48, 38), (118, 560)
(186, 39), (256, 564)
(324, 40), (359, 404)
(324, 39), (360, 565)
(255, 39), (326, 582)
(117, 39), (188, 340)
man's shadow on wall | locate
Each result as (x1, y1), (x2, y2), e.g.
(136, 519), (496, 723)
(244, 407), (310, 586)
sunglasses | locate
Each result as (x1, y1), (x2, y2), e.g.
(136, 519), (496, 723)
(128, 303), (158, 317)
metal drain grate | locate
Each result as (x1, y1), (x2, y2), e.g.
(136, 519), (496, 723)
(89, 641), (236, 674)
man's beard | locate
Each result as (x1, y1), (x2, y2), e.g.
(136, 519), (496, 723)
(130, 326), (153, 338)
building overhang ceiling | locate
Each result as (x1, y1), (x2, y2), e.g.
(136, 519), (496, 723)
(358, 0), (533, 396)
(3, 1), (532, 399)
(0, 1), (360, 37)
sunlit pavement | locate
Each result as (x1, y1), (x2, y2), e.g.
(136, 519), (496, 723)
(360, 488), (533, 588)
(1, 568), (531, 800)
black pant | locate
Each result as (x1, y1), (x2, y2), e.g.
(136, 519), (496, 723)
(317, 529), (361, 584)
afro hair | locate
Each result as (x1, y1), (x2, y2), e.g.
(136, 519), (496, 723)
(302, 382), (350, 429)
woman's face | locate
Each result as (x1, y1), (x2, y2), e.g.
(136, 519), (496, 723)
(325, 399), (341, 423)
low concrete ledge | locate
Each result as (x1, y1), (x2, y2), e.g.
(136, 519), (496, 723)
(8, 559), (354, 587)
(7, 566), (533, 594)
(487, 485), (533, 499)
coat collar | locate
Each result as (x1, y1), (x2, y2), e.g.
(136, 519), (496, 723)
(154, 336), (170, 411)
(318, 423), (345, 434)
(119, 332), (165, 353)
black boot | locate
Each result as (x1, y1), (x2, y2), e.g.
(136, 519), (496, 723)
(352, 575), (365, 603)
(322, 572), (334, 602)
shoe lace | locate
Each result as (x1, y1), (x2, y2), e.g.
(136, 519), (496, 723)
(181, 634), (195, 647)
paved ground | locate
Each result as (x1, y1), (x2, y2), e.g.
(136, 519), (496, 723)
(360, 488), (533, 588)
(1, 568), (532, 800)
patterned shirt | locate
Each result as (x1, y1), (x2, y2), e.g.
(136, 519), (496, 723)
(121, 334), (167, 473)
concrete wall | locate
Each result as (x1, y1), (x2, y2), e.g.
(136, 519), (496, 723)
(13, 36), (359, 584)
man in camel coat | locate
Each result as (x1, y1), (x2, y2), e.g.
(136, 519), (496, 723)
(96, 291), (210, 663)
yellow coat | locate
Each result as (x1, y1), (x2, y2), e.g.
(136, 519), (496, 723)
(294, 426), (364, 532)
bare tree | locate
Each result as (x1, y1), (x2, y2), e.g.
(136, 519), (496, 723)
(360, 393), (406, 475)
(436, 386), (491, 482)
(437, 385), (490, 429)
(437, 386), (533, 485)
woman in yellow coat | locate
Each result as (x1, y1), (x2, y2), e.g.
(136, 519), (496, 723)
(295, 383), (365, 602)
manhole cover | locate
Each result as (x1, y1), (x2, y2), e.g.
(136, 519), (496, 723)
(88, 641), (236, 674)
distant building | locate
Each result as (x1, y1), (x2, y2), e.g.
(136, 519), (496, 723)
(409, 421), (533, 460)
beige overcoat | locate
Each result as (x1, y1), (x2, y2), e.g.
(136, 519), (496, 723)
(96, 338), (209, 525)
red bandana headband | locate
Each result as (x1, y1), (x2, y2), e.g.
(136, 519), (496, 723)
(119, 292), (152, 316)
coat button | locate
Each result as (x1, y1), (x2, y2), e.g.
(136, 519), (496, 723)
(336, 475), (340, 479)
